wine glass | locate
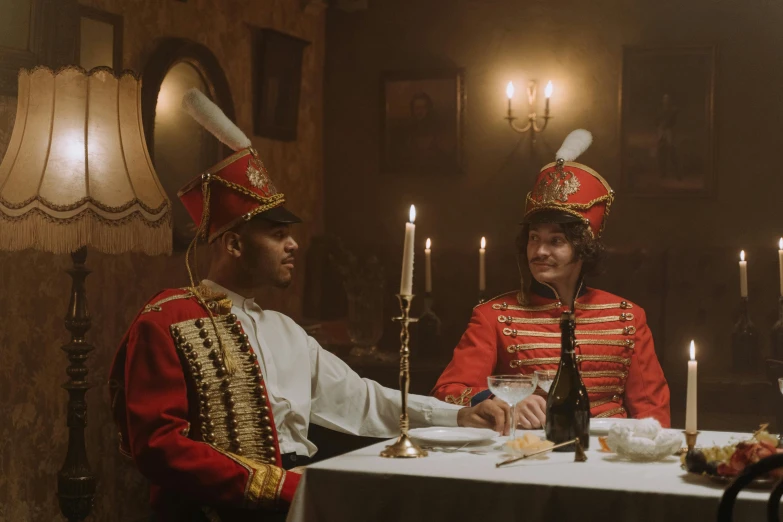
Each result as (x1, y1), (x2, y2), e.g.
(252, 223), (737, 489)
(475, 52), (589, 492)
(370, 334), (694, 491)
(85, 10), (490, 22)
(534, 369), (557, 394)
(487, 374), (538, 443)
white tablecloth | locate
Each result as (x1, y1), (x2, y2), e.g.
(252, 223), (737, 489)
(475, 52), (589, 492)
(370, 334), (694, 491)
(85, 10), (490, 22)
(287, 430), (772, 522)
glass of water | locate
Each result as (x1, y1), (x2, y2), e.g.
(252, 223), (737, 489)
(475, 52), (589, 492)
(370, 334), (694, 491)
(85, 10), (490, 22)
(487, 374), (538, 442)
(534, 369), (557, 394)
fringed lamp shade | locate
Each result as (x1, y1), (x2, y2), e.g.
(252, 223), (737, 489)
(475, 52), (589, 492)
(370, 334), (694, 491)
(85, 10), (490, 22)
(0, 66), (171, 255)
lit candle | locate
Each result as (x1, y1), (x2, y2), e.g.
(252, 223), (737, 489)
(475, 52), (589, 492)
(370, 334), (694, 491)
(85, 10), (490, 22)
(739, 250), (748, 298)
(400, 205), (416, 295)
(506, 81), (514, 116)
(544, 80), (553, 116)
(778, 238), (783, 297)
(479, 237), (486, 292)
(425, 238), (432, 294)
(685, 340), (698, 433)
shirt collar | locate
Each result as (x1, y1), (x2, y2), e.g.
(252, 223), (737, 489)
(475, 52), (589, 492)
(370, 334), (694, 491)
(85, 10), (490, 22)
(201, 279), (259, 310)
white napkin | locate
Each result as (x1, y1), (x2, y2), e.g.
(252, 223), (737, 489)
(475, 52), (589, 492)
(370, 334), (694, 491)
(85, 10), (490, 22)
(605, 418), (681, 462)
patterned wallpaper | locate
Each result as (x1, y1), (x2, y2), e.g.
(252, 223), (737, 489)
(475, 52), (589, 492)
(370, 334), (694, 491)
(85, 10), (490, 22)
(0, 0), (325, 520)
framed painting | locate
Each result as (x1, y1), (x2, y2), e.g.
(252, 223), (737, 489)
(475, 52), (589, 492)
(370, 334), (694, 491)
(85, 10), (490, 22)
(381, 69), (464, 174)
(620, 46), (715, 196)
(252, 27), (310, 141)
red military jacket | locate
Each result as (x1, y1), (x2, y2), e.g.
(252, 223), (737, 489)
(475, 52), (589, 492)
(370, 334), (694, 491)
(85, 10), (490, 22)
(109, 285), (300, 521)
(433, 282), (671, 426)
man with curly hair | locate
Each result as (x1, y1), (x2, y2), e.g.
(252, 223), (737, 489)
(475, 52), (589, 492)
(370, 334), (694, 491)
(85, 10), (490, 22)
(432, 130), (670, 429)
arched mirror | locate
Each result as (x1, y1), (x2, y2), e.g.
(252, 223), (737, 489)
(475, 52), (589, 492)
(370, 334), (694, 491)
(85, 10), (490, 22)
(142, 39), (236, 250)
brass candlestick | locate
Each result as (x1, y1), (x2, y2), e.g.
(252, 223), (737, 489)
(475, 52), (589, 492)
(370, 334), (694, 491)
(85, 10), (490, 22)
(380, 294), (427, 458)
(683, 430), (700, 451)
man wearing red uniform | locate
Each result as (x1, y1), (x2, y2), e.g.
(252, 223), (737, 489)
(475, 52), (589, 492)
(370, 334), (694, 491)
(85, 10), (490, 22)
(433, 130), (670, 429)
(110, 90), (506, 521)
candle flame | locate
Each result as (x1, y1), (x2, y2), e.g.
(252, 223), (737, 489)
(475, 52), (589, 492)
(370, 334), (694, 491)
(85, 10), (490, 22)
(481, 237), (486, 249)
(690, 340), (695, 361)
(426, 238), (431, 249)
(740, 250), (746, 261)
(779, 238), (783, 250)
(545, 80), (554, 98)
(506, 81), (514, 100)
(409, 205), (416, 223)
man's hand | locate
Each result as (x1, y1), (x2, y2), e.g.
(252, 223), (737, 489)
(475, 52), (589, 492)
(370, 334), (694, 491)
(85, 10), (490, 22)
(516, 395), (547, 429)
(457, 399), (511, 435)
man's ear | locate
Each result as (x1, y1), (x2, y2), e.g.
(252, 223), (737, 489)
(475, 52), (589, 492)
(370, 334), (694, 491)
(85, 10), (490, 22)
(222, 231), (243, 258)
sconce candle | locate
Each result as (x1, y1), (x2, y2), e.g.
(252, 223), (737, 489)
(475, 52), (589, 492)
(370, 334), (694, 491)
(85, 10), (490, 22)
(685, 341), (698, 433)
(778, 238), (783, 297)
(479, 237), (486, 292)
(400, 205), (416, 295)
(424, 238), (432, 294)
(506, 81), (514, 116)
(544, 80), (553, 116)
(739, 250), (748, 298)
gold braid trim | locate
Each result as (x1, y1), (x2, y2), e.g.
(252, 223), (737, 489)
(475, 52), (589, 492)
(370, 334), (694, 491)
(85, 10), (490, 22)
(498, 314), (634, 325)
(445, 387), (473, 406)
(141, 291), (195, 314)
(213, 447), (285, 509)
(575, 301), (633, 310)
(502, 328), (634, 338)
(587, 385), (625, 394)
(510, 355), (631, 368)
(492, 302), (561, 312)
(589, 395), (622, 408)
(507, 343), (560, 353)
(575, 339), (635, 350)
(581, 370), (628, 379)
(595, 407), (626, 418)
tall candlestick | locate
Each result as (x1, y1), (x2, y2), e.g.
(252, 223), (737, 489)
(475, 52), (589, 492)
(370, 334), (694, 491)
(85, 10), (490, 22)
(424, 238), (432, 294)
(400, 205), (416, 295)
(506, 81), (514, 116)
(739, 250), (748, 298)
(685, 340), (698, 433)
(479, 237), (486, 292)
(778, 238), (783, 297)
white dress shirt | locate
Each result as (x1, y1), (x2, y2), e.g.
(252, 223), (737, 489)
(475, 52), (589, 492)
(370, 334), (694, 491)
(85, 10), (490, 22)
(203, 280), (460, 457)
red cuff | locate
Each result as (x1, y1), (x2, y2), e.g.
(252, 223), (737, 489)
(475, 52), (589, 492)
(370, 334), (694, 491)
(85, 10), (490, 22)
(279, 470), (302, 505)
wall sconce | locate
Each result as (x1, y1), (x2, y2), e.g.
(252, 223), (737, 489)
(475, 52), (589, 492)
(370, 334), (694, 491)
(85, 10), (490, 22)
(505, 79), (553, 139)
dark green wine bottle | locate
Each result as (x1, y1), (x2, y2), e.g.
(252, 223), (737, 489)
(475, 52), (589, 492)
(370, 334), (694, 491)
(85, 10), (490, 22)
(545, 311), (590, 451)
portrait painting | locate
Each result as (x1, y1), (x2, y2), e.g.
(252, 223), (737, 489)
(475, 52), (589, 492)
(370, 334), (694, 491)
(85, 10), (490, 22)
(381, 69), (464, 174)
(620, 46), (715, 196)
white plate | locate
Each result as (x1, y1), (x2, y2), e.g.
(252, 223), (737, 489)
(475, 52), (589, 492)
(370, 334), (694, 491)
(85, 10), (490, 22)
(590, 418), (639, 435)
(408, 427), (498, 445)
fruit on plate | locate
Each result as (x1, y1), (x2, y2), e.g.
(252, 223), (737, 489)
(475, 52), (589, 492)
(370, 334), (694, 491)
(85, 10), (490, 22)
(682, 424), (783, 478)
(505, 433), (555, 454)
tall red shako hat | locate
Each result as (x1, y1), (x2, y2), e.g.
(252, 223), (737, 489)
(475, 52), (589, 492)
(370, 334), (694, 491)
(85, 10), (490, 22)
(177, 89), (300, 245)
(523, 129), (614, 238)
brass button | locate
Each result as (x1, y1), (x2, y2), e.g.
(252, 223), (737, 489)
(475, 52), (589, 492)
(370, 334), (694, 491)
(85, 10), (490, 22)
(230, 429), (239, 439)
(227, 313), (237, 324)
(195, 318), (205, 328)
(193, 361), (202, 371)
(232, 324), (241, 334)
(208, 349), (218, 360)
(203, 338), (213, 348)
(221, 379), (231, 389)
(200, 382), (210, 392)
(261, 415), (271, 424)
(239, 342), (249, 352)
(199, 329), (209, 339)
(238, 333), (249, 343)
(229, 418), (238, 428)
(178, 335), (187, 345)
(266, 435), (274, 443)
(258, 384), (265, 393)
(187, 351), (197, 361)
(226, 398), (235, 408)
(201, 402), (210, 413)
(620, 301), (628, 309)
(249, 352), (257, 361)
(206, 420), (214, 431)
(259, 406), (269, 414)
(234, 447), (243, 455)
(172, 326), (181, 336)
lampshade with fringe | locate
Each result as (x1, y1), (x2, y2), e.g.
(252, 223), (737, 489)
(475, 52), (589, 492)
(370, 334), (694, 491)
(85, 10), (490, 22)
(0, 66), (172, 255)
(0, 65), (172, 522)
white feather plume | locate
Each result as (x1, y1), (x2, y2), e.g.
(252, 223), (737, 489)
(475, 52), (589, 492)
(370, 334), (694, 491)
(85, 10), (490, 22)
(181, 88), (252, 151)
(555, 129), (593, 162)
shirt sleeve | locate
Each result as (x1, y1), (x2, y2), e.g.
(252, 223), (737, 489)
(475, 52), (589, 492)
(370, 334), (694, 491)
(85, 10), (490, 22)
(308, 336), (460, 437)
(431, 307), (497, 405)
(623, 307), (671, 427)
(122, 316), (299, 507)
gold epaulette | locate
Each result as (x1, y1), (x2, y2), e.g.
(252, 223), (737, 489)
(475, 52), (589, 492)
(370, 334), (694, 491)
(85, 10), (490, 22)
(141, 284), (233, 315)
(445, 387), (473, 406)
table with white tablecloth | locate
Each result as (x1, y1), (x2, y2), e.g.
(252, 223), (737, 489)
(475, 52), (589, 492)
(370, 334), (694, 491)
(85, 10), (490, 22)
(287, 430), (772, 522)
